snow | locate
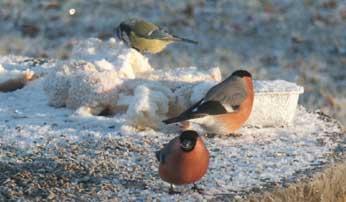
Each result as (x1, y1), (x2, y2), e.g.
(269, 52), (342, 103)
(70, 37), (152, 78)
(0, 74), (344, 201)
(0, 39), (345, 201)
(125, 85), (171, 129)
(40, 38), (223, 129)
(0, 39), (305, 130)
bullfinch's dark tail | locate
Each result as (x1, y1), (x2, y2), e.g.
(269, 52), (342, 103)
(162, 116), (181, 124)
(162, 115), (191, 124)
(163, 99), (210, 124)
(163, 113), (206, 124)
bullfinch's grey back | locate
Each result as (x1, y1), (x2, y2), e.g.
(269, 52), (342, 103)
(163, 70), (252, 124)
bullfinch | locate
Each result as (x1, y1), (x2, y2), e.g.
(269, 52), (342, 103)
(156, 130), (210, 194)
(163, 70), (254, 136)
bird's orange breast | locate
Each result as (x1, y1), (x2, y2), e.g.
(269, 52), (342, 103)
(214, 77), (254, 133)
(214, 110), (251, 133)
(159, 138), (210, 185)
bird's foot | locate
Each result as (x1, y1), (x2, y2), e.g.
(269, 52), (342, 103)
(169, 185), (181, 195)
(191, 184), (204, 194)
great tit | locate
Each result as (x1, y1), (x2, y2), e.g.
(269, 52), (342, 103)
(116, 19), (198, 54)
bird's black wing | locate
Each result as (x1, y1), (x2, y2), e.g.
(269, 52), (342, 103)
(155, 138), (177, 164)
(162, 99), (227, 124)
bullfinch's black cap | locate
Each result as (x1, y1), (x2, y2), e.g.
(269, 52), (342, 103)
(231, 70), (252, 78)
(179, 130), (199, 152)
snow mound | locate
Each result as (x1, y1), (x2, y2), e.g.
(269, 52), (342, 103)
(43, 38), (221, 129)
(43, 60), (124, 112)
(124, 85), (171, 129)
(71, 38), (152, 78)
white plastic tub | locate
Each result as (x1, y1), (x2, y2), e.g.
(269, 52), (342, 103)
(246, 80), (304, 127)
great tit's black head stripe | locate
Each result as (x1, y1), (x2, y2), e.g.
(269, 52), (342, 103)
(116, 25), (122, 39)
(119, 22), (132, 36)
(116, 22), (132, 40)
(115, 22), (133, 46)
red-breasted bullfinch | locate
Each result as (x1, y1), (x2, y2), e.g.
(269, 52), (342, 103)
(163, 70), (254, 136)
(156, 130), (210, 194)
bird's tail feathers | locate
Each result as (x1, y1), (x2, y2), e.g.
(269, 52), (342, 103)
(171, 35), (198, 44)
(163, 99), (205, 124)
(162, 115), (192, 124)
(163, 112), (206, 124)
(163, 116), (184, 124)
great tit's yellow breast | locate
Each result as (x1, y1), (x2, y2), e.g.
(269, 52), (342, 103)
(130, 32), (173, 54)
